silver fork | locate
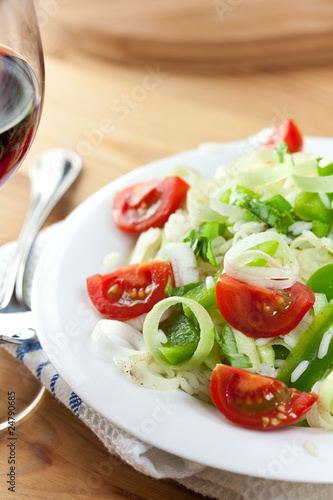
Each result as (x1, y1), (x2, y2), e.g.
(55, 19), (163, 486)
(0, 148), (82, 431)
(0, 148), (82, 344)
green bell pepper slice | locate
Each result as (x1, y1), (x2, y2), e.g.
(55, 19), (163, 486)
(277, 300), (333, 392)
(293, 192), (333, 225)
(307, 263), (333, 302)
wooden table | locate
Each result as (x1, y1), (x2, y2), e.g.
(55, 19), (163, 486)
(2, 2), (333, 498)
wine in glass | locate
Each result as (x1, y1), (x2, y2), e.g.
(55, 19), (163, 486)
(0, 0), (44, 188)
(0, 0), (45, 430)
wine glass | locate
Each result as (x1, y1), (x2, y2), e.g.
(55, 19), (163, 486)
(0, 0), (45, 430)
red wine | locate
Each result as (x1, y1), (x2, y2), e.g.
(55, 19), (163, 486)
(0, 49), (41, 188)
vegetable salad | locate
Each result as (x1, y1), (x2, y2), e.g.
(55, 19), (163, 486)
(87, 120), (333, 431)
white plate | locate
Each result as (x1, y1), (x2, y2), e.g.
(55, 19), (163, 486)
(33, 137), (333, 483)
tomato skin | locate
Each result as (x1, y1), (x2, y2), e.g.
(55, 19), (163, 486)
(261, 119), (303, 153)
(210, 364), (318, 430)
(215, 274), (315, 338)
(87, 260), (174, 320)
(112, 176), (190, 233)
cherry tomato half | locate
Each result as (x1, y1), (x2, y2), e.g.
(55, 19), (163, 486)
(261, 119), (303, 153)
(210, 364), (318, 430)
(87, 260), (174, 321)
(215, 274), (315, 338)
(112, 176), (190, 233)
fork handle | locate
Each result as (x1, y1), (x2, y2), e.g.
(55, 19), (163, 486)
(0, 148), (82, 310)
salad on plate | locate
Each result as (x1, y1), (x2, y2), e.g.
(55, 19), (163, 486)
(86, 119), (333, 431)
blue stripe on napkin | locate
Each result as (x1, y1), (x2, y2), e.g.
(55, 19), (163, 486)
(69, 391), (82, 416)
(16, 340), (42, 361)
(50, 373), (59, 396)
(36, 361), (50, 381)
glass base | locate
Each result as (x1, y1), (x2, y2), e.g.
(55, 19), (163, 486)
(0, 348), (45, 431)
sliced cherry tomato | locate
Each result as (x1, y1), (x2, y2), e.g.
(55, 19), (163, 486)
(87, 260), (174, 320)
(210, 364), (318, 430)
(215, 274), (315, 338)
(112, 176), (190, 233)
(261, 119), (303, 153)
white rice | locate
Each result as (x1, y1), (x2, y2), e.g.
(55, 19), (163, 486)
(205, 276), (215, 290)
(283, 334), (298, 348)
(291, 360), (309, 382)
(148, 362), (166, 375)
(303, 440), (319, 457)
(274, 359), (284, 369)
(219, 238), (233, 255)
(147, 359), (211, 402)
(288, 221), (313, 236)
(187, 372), (200, 390)
(258, 364), (277, 378)
(180, 377), (194, 395)
(181, 368), (211, 401)
(102, 251), (121, 268)
(198, 385), (211, 397)
(164, 209), (195, 242)
(233, 221), (267, 243)
(318, 328), (333, 359)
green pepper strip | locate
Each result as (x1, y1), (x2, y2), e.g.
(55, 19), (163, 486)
(158, 309), (200, 365)
(293, 192), (333, 225)
(277, 300), (333, 392)
(216, 325), (252, 369)
(182, 278), (218, 319)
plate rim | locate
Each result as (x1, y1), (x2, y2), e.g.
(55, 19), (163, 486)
(32, 136), (333, 483)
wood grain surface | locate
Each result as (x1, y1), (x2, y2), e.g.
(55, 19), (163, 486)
(36, 0), (333, 69)
(1, 3), (333, 499)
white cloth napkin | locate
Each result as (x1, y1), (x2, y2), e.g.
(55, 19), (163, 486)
(1, 224), (333, 500)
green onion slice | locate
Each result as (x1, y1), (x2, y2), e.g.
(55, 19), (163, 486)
(143, 296), (215, 371)
(167, 165), (202, 185)
(307, 374), (333, 430)
(291, 153), (333, 192)
(231, 149), (293, 187)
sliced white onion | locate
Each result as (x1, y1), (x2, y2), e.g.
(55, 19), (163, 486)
(157, 242), (199, 286)
(231, 149), (293, 187)
(92, 319), (146, 360)
(143, 296), (215, 371)
(209, 197), (244, 222)
(292, 173), (333, 193)
(92, 320), (180, 391)
(307, 371), (333, 429)
(129, 227), (162, 265)
(223, 232), (299, 289)
(291, 234), (333, 255)
(116, 351), (181, 391)
(290, 153), (333, 192)
(187, 180), (227, 223)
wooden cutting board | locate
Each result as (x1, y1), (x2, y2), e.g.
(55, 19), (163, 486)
(37, 0), (333, 68)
